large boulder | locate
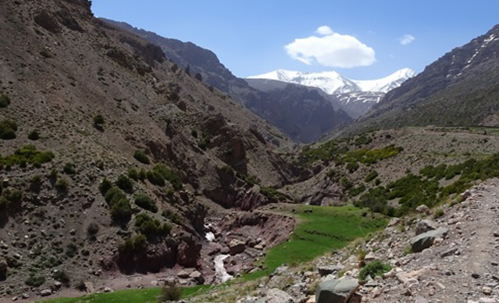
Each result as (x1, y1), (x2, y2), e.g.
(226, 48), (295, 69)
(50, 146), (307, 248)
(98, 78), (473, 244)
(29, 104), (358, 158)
(315, 278), (359, 303)
(414, 220), (437, 235)
(228, 239), (246, 255)
(411, 227), (449, 253)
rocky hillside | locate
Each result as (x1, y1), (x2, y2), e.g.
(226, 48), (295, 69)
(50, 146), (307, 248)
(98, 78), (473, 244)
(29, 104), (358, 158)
(100, 19), (352, 143)
(190, 180), (499, 303)
(343, 24), (499, 135)
(0, 0), (300, 300)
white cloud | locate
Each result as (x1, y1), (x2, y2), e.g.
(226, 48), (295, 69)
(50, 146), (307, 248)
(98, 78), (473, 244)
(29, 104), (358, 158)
(316, 26), (334, 36)
(399, 34), (415, 46)
(285, 26), (376, 68)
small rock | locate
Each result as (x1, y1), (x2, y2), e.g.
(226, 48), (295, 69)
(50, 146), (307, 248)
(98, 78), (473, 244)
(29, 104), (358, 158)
(103, 287), (113, 293)
(482, 286), (492, 295)
(440, 248), (459, 258)
(415, 220), (437, 236)
(40, 289), (52, 297)
(415, 296), (429, 303)
(416, 205), (431, 215)
(21, 293), (30, 299)
(228, 239), (246, 255)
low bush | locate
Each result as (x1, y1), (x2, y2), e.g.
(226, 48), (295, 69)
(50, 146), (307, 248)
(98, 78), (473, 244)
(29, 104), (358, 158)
(104, 187), (132, 222)
(135, 213), (171, 240)
(133, 150), (150, 164)
(63, 163), (76, 175)
(128, 167), (139, 181)
(87, 222), (99, 236)
(92, 114), (104, 129)
(358, 260), (392, 281)
(118, 234), (147, 254)
(0, 145), (54, 169)
(98, 178), (113, 195)
(52, 270), (70, 287)
(0, 119), (17, 140)
(55, 178), (69, 192)
(28, 130), (40, 140)
(159, 284), (183, 302)
(116, 174), (134, 193)
(0, 94), (10, 108)
(365, 170), (379, 182)
(260, 186), (287, 202)
(134, 192), (158, 213)
(66, 243), (78, 258)
(25, 275), (46, 287)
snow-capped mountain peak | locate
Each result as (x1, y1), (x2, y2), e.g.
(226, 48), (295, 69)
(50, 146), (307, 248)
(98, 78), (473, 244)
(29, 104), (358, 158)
(247, 68), (416, 96)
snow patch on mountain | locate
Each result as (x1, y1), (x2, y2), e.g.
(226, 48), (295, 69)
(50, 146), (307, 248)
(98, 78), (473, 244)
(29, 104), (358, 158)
(248, 68), (416, 96)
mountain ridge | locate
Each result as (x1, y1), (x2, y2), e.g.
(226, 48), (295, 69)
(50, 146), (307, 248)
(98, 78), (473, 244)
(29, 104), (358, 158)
(248, 68), (416, 95)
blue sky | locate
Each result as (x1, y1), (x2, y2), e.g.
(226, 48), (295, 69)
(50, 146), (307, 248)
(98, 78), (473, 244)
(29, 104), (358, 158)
(92, 1), (498, 79)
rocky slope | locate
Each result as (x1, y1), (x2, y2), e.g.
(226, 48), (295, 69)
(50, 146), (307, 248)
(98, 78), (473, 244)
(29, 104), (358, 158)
(100, 19), (352, 143)
(342, 24), (499, 135)
(0, 0), (299, 300)
(191, 180), (499, 303)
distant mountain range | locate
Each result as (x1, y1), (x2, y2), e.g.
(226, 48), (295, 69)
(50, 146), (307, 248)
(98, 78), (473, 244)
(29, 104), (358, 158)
(248, 68), (415, 118)
(248, 68), (416, 95)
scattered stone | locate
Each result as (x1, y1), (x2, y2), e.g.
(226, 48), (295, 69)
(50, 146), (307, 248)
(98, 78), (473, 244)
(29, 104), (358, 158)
(103, 287), (113, 293)
(482, 286), (493, 295)
(416, 205), (431, 215)
(440, 247), (459, 258)
(315, 278), (359, 303)
(190, 270), (205, 284)
(317, 265), (344, 277)
(228, 239), (246, 255)
(387, 218), (401, 227)
(21, 293), (30, 299)
(40, 289), (52, 297)
(410, 228), (449, 252)
(415, 220), (437, 235)
(178, 270), (190, 279)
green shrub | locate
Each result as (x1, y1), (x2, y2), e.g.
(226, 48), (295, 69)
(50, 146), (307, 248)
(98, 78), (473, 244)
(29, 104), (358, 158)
(55, 178), (69, 192)
(433, 208), (445, 219)
(349, 184), (366, 197)
(0, 119), (17, 140)
(87, 222), (99, 236)
(0, 145), (54, 169)
(358, 260), (392, 281)
(138, 168), (147, 181)
(162, 210), (181, 225)
(128, 167), (139, 181)
(133, 150), (150, 164)
(52, 270), (70, 286)
(197, 133), (211, 150)
(92, 114), (104, 129)
(118, 234), (147, 254)
(25, 275), (46, 287)
(63, 163), (76, 175)
(104, 187), (132, 222)
(99, 178), (113, 195)
(135, 213), (171, 240)
(260, 186), (287, 202)
(134, 192), (158, 213)
(159, 284), (183, 302)
(28, 130), (40, 140)
(346, 162), (359, 173)
(0, 94), (10, 108)
(365, 170), (379, 182)
(116, 174), (134, 193)
(340, 177), (353, 191)
(152, 164), (182, 190)
(66, 243), (78, 258)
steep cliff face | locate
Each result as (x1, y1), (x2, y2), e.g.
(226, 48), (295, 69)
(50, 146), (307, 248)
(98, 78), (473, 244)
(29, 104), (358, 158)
(101, 19), (353, 143)
(0, 0), (297, 294)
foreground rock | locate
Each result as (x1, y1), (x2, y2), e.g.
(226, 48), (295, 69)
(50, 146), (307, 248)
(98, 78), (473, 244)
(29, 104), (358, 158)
(315, 278), (359, 303)
(410, 227), (449, 252)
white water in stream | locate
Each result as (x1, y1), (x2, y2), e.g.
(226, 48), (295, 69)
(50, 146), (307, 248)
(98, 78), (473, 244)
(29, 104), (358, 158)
(214, 254), (233, 283)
